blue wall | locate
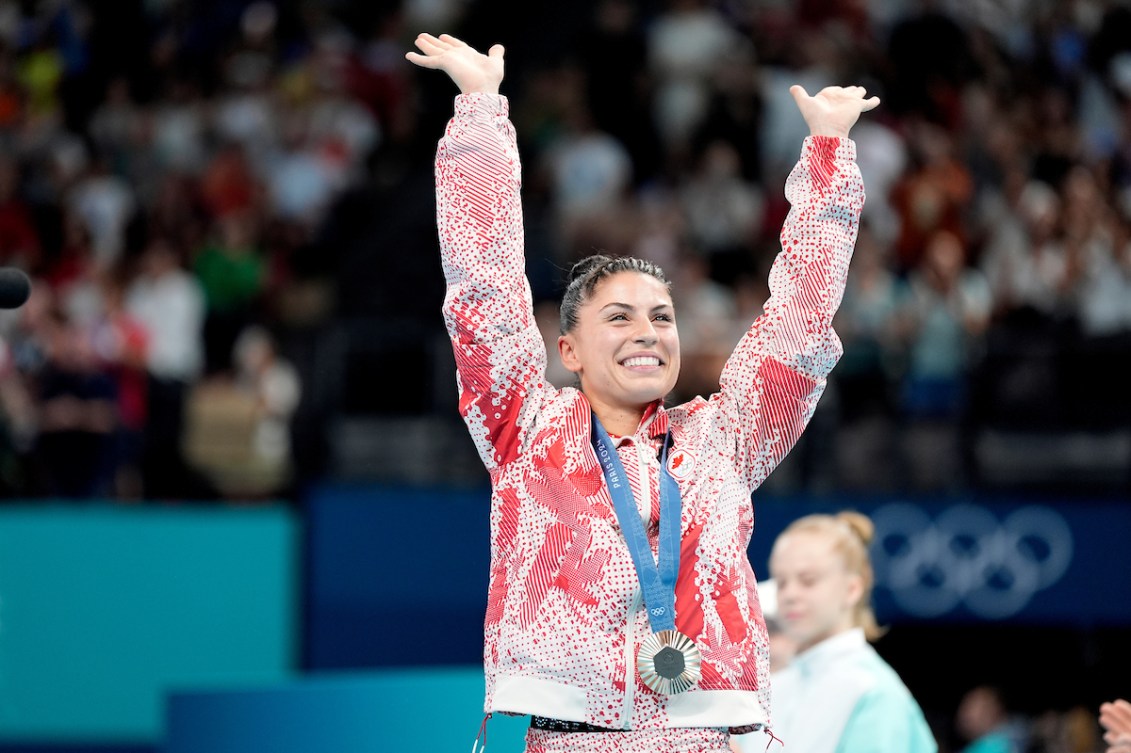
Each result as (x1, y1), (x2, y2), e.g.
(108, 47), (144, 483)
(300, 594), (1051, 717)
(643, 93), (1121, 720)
(0, 505), (298, 744)
(304, 486), (1131, 671)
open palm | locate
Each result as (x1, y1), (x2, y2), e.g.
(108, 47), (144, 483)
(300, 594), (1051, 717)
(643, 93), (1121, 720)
(791, 85), (880, 138)
(405, 33), (504, 95)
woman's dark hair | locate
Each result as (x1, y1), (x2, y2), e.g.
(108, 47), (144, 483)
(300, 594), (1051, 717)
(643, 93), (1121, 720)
(559, 254), (671, 333)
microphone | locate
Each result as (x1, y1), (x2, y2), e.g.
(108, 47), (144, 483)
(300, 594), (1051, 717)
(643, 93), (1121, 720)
(0, 268), (31, 309)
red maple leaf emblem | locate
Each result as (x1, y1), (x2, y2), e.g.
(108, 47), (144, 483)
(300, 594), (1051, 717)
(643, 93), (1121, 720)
(671, 453), (684, 469)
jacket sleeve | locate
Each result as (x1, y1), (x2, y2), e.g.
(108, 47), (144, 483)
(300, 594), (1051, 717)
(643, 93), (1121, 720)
(436, 93), (548, 472)
(717, 136), (864, 489)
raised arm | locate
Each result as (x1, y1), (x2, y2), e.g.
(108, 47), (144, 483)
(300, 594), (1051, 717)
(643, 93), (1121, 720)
(408, 34), (547, 471)
(720, 85), (879, 488)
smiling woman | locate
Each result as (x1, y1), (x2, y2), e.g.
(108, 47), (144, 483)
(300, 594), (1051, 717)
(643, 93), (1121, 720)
(406, 31), (879, 753)
(556, 256), (681, 436)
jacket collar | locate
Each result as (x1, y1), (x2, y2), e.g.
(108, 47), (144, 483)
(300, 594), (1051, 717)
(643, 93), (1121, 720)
(791, 628), (867, 678)
(584, 398), (670, 444)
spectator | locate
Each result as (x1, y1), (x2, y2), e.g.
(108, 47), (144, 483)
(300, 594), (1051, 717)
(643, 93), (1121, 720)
(87, 76), (146, 184)
(956, 685), (1027, 753)
(0, 331), (36, 493)
(30, 307), (117, 498)
(125, 236), (206, 500)
(0, 155), (41, 271)
(897, 228), (991, 421)
(647, 0), (743, 153)
(88, 273), (150, 500)
(889, 121), (974, 273)
(680, 139), (765, 262)
(232, 324), (301, 490)
(895, 229), (991, 489)
(542, 98), (633, 255)
(193, 211), (267, 375)
(977, 173), (1061, 321)
(66, 154), (136, 269)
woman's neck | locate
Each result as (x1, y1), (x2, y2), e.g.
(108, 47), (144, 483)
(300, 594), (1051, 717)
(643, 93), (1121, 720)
(590, 401), (647, 438)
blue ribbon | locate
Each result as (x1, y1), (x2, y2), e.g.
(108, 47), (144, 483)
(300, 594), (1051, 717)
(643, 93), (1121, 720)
(591, 415), (682, 634)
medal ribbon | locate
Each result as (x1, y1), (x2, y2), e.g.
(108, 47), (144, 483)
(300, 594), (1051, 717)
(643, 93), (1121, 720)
(592, 414), (682, 634)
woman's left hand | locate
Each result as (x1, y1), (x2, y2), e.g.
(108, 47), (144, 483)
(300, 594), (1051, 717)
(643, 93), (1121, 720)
(790, 85), (880, 139)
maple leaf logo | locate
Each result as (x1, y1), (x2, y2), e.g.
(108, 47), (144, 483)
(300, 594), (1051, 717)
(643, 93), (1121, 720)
(668, 449), (694, 479)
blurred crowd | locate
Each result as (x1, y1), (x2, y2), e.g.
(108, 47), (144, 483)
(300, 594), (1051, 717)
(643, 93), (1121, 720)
(0, 0), (1130, 502)
(936, 684), (1117, 753)
(879, 682), (1116, 753)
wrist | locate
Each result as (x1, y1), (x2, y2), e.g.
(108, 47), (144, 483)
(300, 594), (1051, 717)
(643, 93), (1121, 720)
(808, 126), (850, 139)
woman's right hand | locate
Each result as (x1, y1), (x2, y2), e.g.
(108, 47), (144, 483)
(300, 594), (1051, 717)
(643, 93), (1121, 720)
(405, 33), (505, 96)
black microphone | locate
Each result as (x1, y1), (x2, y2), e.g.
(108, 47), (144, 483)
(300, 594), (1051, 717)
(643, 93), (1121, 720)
(0, 268), (31, 309)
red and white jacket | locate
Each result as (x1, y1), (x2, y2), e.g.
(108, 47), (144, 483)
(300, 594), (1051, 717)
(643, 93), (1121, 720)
(436, 93), (864, 732)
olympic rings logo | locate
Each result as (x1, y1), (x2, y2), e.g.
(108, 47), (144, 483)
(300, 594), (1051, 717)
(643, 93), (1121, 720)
(870, 503), (1074, 619)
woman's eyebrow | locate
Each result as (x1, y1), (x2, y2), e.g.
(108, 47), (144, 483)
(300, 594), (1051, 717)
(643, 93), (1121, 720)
(598, 302), (674, 312)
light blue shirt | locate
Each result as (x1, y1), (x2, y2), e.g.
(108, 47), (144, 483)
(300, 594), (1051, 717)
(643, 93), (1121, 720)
(962, 729), (1020, 753)
(740, 628), (937, 753)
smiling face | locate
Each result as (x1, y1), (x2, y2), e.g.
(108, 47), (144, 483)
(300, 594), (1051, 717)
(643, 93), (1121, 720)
(557, 270), (681, 432)
(769, 530), (864, 654)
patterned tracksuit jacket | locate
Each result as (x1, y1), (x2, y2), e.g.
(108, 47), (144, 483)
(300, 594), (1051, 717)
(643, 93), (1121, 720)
(435, 93), (864, 732)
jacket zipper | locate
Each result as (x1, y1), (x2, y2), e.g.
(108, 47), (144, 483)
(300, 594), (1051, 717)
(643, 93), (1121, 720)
(621, 588), (641, 728)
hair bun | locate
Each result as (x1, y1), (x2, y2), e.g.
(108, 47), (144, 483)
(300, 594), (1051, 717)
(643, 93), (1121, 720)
(836, 511), (875, 546)
(567, 254), (613, 286)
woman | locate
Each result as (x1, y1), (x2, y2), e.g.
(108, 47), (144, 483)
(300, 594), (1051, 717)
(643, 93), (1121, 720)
(406, 33), (878, 752)
(746, 512), (937, 752)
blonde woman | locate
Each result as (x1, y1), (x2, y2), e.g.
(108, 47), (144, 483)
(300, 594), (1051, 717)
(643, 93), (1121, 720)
(743, 512), (937, 753)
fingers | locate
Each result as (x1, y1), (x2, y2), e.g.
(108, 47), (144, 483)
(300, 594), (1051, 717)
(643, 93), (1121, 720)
(406, 33), (503, 64)
(1102, 699), (1131, 732)
(825, 85), (879, 106)
(414, 33), (448, 53)
(1102, 699), (1131, 723)
(840, 85), (881, 110)
(405, 33), (480, 69)
(405, 33), (445, 66)
(405, 51), (440, 68)
(792, 84), (881, 110)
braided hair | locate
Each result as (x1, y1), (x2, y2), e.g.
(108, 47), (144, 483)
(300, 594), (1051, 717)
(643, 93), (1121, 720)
(559, 254), (671, 334)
